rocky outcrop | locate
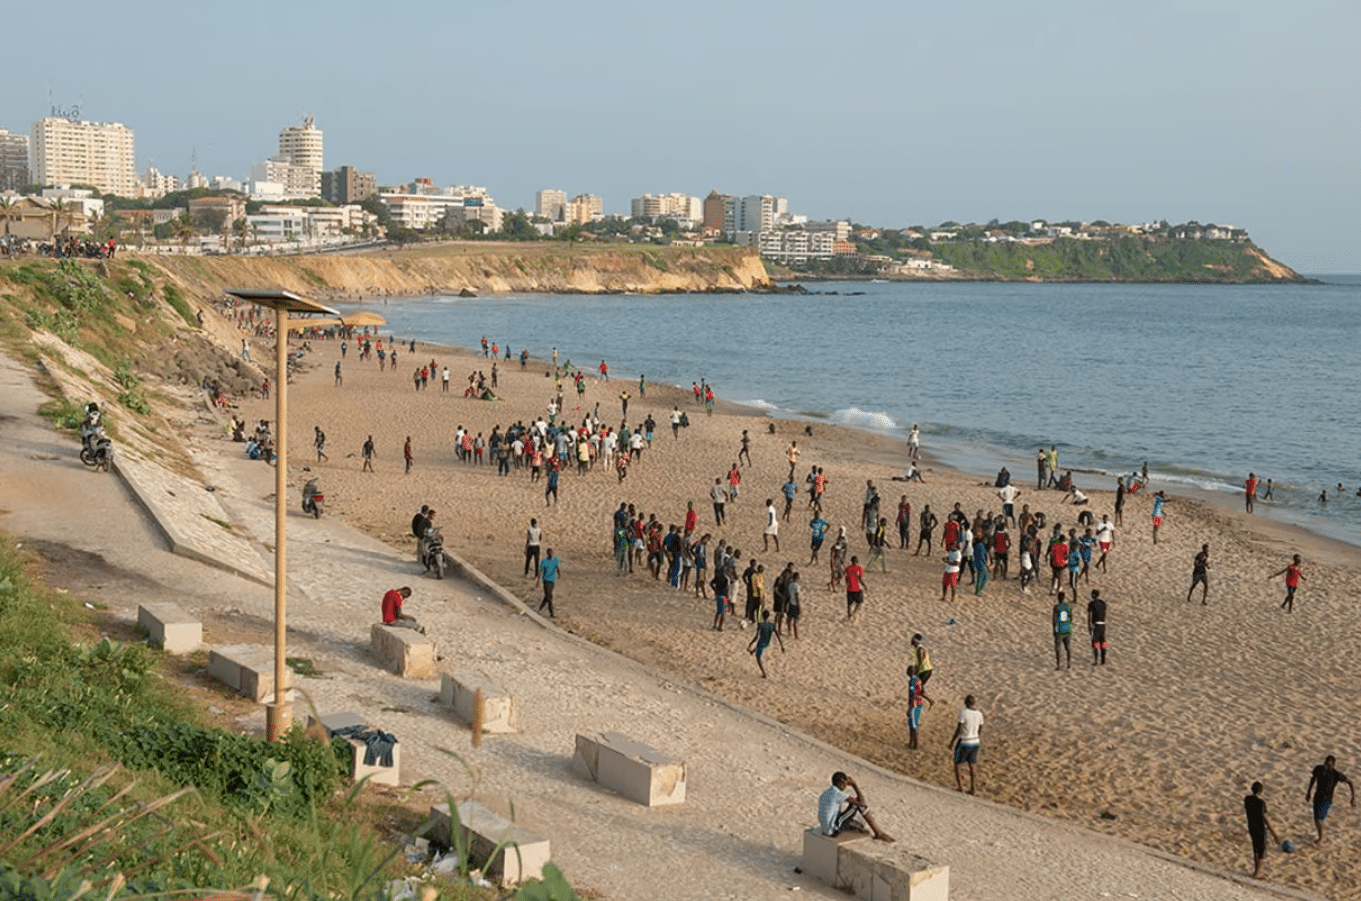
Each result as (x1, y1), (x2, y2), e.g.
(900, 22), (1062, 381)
(138, 242), (771, 300)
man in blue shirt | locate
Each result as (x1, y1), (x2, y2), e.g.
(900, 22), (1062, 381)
(808, 514), (828, 565)
(538, 550), (561, 618)
(816, 772), (894, 841)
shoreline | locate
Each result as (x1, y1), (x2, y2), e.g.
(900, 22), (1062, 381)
(252, 335), (1361, 899)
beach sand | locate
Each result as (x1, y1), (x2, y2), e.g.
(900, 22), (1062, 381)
(257, 338), (1361, 899)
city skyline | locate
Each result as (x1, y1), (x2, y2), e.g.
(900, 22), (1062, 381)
(2, 0), (1357, 271)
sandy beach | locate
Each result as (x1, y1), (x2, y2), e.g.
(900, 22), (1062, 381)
(231, 336), (1361, 899)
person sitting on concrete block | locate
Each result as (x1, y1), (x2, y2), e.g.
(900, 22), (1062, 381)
(817, 771), (894, 842)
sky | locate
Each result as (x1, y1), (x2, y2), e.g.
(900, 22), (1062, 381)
(2, 0), (1358, 271)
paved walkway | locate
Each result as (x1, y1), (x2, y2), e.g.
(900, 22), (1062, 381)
(0, 350), (1317, 901)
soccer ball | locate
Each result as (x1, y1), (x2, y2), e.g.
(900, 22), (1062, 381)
(1281, 840), (1296, 853)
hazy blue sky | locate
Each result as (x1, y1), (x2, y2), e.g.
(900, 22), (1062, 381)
(4, 0), (1357, 270)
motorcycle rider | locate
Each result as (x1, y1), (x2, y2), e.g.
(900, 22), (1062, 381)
(416, 508), (438, 567)
(411, 505), (431, 543)
(81, 402), (104, 452)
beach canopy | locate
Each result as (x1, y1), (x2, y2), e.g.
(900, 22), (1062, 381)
(284, 310), (388, 329)
(223, 288), (337, 317)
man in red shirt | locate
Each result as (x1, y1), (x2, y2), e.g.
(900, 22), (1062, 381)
(1269, 554), (1306, 613)
(1244, 472), (1258, 514)
(845, 555), (867, 622)
(683, 500), (698, 537)
(381, 586), (422, 632)
(1049, 536), (1069, 596)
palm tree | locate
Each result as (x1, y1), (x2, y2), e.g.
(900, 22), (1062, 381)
(49, 198), (70, 241)
(0, 195), (15, 238)
(172, 214), (196, 253)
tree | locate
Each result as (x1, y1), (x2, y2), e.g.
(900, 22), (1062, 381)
(498, 211), (539, 242)
(0, 195), (15, 237)
(172, 214), (196, 251)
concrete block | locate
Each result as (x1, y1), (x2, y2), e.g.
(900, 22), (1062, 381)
(802, 828), (866, 885)
(429, 800), (550, 887)
(207, 644), (291, 702)
(440, 670), (519, 733)
(803, 826), (949, 901)
(307, 712), (401, 787)
(370, 623), (437, 679)
(137, 602), (202, 654)
(572, 731), (686, 807)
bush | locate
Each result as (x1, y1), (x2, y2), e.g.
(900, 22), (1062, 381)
(162, 284), (198, 328)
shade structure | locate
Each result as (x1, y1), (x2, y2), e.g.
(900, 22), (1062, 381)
(284, 310), (387, 330)
(222, 288), (337, 740)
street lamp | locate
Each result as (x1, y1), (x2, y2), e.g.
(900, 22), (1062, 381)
(224, 288), (338, 740)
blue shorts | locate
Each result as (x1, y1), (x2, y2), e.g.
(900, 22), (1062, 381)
(908, 706), (922, 730)
(715, 595), (726, 616)
(954, 743), (979, 765)
(1314, 800), (1332, 821)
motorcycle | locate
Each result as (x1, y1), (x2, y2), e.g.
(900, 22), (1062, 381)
(79, 428), (113, 472)
(418, 526), (446, 579)
(301, 478), (324, 518)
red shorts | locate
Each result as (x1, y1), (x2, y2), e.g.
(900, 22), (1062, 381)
(942, 571), (959, 588)
(1099, 542), (1111, 552)
(1153, 516), (1163, 528)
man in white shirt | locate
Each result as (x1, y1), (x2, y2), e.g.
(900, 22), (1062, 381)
(815, 771), (894, 841)
(997, 483), (1021, 526)
(949, 695), (985, 795)
(1095, 515), (1116, 573)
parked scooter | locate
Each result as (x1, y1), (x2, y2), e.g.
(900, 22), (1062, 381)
(418, 526), (446, 579)
(301, 478), (324, 518)
(78, 403), (113, 472)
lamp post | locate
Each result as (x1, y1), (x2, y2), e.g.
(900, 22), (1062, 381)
(224, 288), (338, 740)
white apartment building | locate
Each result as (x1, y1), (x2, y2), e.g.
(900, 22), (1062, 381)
(30, 117), (138, 196)
(279, 116), (323, 172)
(738, 228), (835, 264)
(142, 165), (181, 198)
(380, 185), (501, 231)
(722, 194), (787, 240)
(0, 128), (29, 191)
(249, 159), (318, 200)
(630, 192), (702, 225)
(535, 189), (567, 221)
(245, 207), (308, 244)
(249, 204), (376, 242)
(40, 186), (104, 223)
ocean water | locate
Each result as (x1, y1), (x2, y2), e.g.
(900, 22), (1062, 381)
(335, 276), (1361, 545)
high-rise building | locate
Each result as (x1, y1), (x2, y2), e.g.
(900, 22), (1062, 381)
(630, 193), (702, 224)
(0, 128), (30, 191)
(271, 116), (322, 196)
(30, 117), (137, 196)
(702, 190), (729, 235)
(321, 166), (376, 205)
(564, 194), (603, 224)
(722, 194), (785, 240)
(535, 189), (567, 221)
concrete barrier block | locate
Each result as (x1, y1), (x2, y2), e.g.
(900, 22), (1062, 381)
(307, 712), (401, 787)
(370, 623), (437, 679)
(137, 602), (202, 654)
(572, 732), (686, 807)
(440, 670), (519, 733)
(429, 801), (550, 887)
(208, 644), (290, 702)
(803, 826), (950, 901)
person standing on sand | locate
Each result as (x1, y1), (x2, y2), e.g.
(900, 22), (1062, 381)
(1245, 472), (1259, 513)
(817, 772), (895, 842)
(1151, 491), (1166, 544)
(1114, 476), (1126, 526)
(738, 429), (752, 466)
(907, 424), (920, 461)
(915, 505), (938, 556)
(524, 518), (542, 578)
(1053, 591), (1073, 669)
(314, 426), (328, 463)
(334, 361), (342, 386)
(710, 477), (727, 526)
(403, 437), (412, 474)
(1244, 781), (1280, 879)
(786, 440), (800, 479)
(905, 664), (934, 750)
(1306, 755), (1355, 843)
(727, 464), (742, 503)
(844, 555), (866, 621)
(1087, 589), (1108, 665)
(746, 610), (784, 678)
(948, 696), (984, 795)
(1095, 515), (1116, 573)
(941, 546), (961, 602)
(710, 561), (730, 632)
(1269, 554), (1306, 613)
(808, 511), (828, 564)
(361, 435), (375, 472)
(763, 499), (780, 552)
(619, 389), (629, 419)
(538, 549), (560, 618)
(1187, 544), (1210, 604)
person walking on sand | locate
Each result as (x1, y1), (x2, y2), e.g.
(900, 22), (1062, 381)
(1095, 514), (1115, 573)
(1269, 554), (1306, 613)
(1053, 591), (1073, 669)
(710, 561), (730, 632)
(1306, 755), (1355, 843)
(948, 696), (984, 795)
(334, 361), (342, 387)
(1245, 472), (1259, 513)
(619, 389), (630, 419)
(746, 610), (784, 678)
(1187, 543), (1210, 604)
(905, 664), (934, 750)
(524, 518), (542, 578)
(1087, 589), (1108, 665)
(907, 424), (920, 461)
(1152, 491), (1166, 544)
(314, 426), (328, 463)
(817, 772), (895, 842)
(941, 546), (961, 602)
(786, 440), (800, 479)
(403, 437), (413, 474)
(710, 477), (727, 526)
(915, 504), (938, 556)
(538, 549), (560, 618)
(1244, 781), (1280, 879)
(738, 429), (752, 466)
